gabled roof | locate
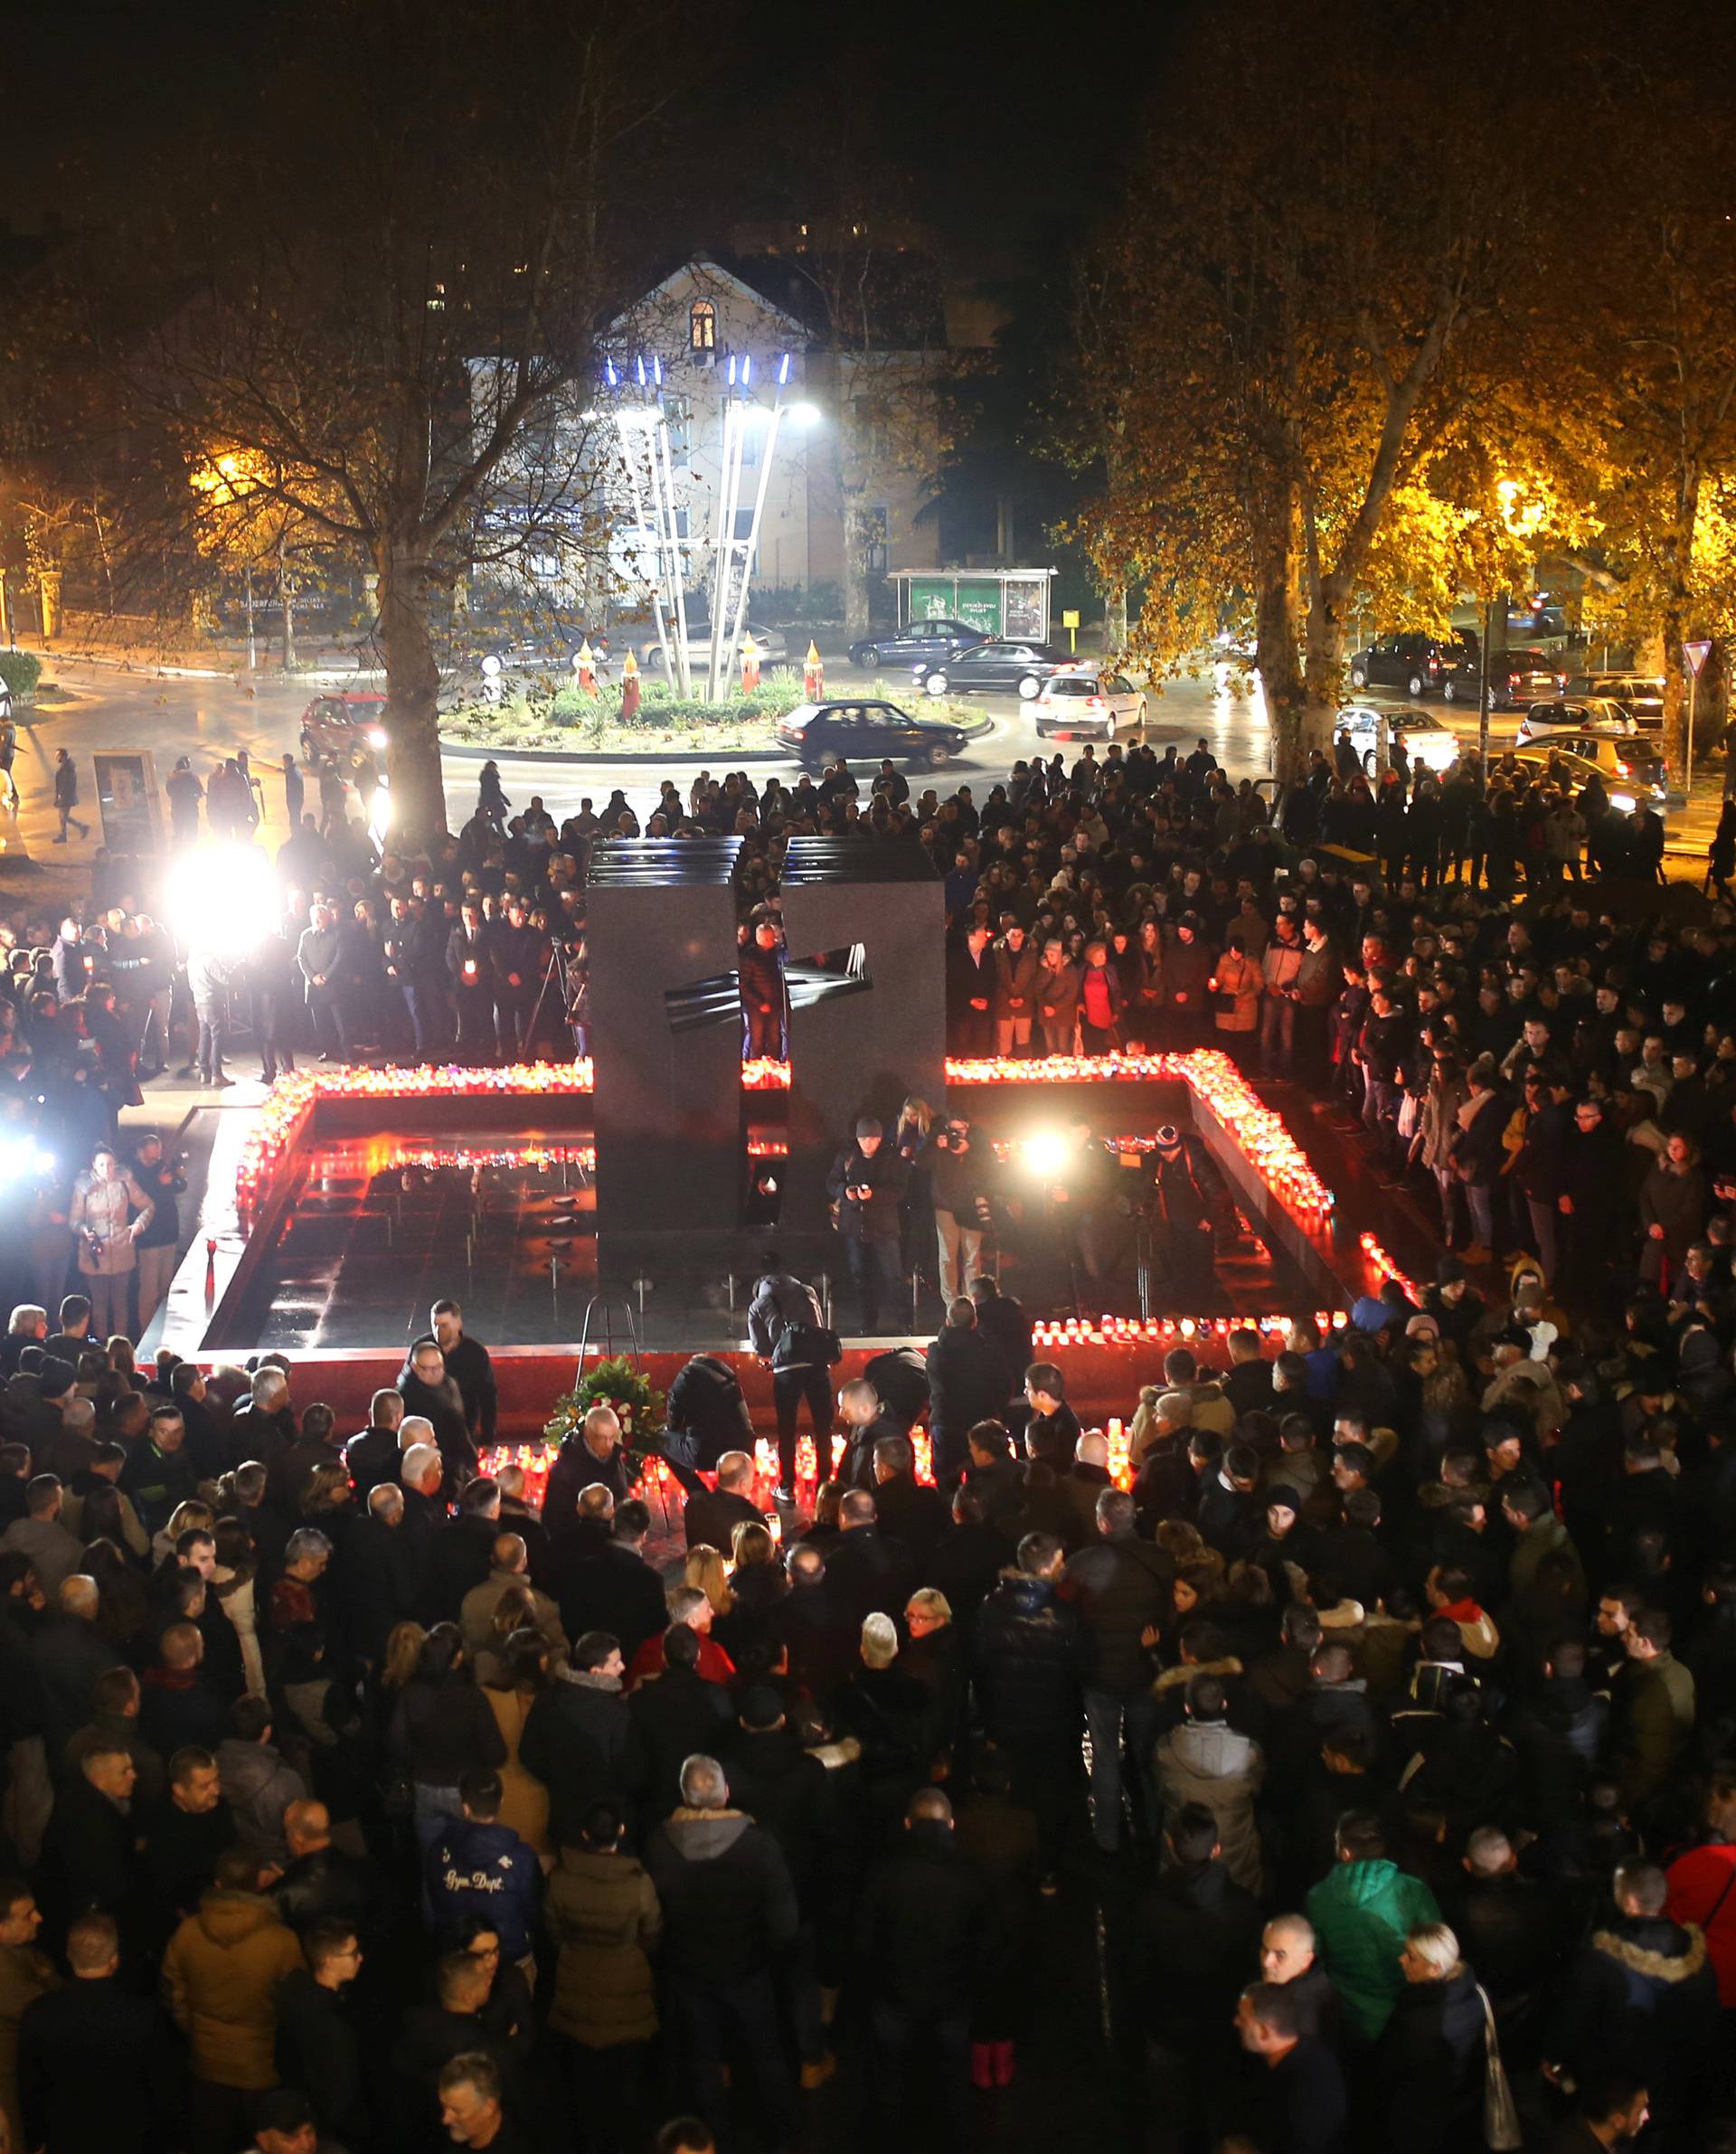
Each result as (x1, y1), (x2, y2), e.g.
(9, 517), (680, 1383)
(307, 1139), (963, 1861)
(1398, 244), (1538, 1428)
(606, 255), (810, 344)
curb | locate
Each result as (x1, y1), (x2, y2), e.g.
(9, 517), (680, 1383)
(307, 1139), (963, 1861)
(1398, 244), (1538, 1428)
(48, 653), (384, 686)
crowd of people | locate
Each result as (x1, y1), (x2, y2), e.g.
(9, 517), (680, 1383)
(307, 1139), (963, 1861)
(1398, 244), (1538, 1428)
(0, 721), (1731, 2152)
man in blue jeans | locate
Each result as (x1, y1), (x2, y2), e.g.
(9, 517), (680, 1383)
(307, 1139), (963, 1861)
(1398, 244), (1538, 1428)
(1059, 1487), (1175, 1852)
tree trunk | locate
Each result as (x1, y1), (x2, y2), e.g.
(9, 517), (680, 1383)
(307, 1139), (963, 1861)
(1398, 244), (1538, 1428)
(280, 541), (297, 672)
(840, 500), (874, 647)
(377, 544), (445, 841)
(1103, 584), (1128, 658)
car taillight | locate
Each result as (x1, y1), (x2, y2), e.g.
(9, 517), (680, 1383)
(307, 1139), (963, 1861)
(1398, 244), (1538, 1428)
(1557, 674), (1568, 688)
(1616, 761), (1631, 775)
(1085, 696), (1103, 708)
(1427, 657), (1440, 673)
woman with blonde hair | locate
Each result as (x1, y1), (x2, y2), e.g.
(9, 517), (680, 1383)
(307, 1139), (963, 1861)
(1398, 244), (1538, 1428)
(153, 1498), (214, 1567)
(682, 1545), (734, 1620)
(299, 1462), (353, 1520)
(1376, 1922), (1486, 2153)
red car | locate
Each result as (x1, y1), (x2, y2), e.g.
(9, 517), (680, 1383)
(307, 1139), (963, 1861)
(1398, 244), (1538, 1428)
(299, 691), (388, 763)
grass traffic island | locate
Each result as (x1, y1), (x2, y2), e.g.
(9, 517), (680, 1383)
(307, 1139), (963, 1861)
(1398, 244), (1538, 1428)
(439, 672), (986, 759)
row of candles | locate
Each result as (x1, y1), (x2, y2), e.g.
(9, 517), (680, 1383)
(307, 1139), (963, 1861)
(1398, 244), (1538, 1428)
(481, 1412), (1140, 1511)
(1029, 1311), (1348, 1349)
(233, 1048), (1337, 1228)
(1357, 1231), (1423, 1304)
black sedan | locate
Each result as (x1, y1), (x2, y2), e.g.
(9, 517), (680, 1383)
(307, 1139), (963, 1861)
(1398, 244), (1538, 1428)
(848, 618), (986, 669)
(916, 638), (1071, 701)
(777, 699), (972, 771)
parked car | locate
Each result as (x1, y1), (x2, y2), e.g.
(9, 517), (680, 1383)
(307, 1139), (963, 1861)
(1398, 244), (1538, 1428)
(917, 639), (1071, 702)
(300, 691), (388, 762)
(849, 619), (986, 669)
(1334, 703), (1460, 773)
(642, 617), (787, 674)
(1501, 742), (1665, 814)
(1561, 672), (1665, 732)
(1519, 697), (1646, 742)
(1513, 718), (1668, 792)
(1345, 631), (1469, 698)
(1031, 667), (1148, 740)
(777, 698), (973, 771)
(1440, 647), (1566, 709)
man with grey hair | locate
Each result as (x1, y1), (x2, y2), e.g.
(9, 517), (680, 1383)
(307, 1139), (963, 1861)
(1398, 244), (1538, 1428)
(0, 1304), (46, 1380)
(627, 1582), (736, 1686)
(645, 1752), (798, 2140)
(231, 1365), (295, 1461)
(544, 1403), (631, 1536)
(352, 1479), (419, 1664)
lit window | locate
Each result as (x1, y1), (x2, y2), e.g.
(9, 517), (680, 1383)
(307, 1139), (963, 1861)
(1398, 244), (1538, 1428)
(690, 301), (716, 352)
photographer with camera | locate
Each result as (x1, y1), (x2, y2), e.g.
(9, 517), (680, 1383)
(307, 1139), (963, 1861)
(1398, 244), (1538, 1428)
(929, 1115), (994, 1303)
(826, 1116), (908, 1336)
(67, 1142), (154, 1339)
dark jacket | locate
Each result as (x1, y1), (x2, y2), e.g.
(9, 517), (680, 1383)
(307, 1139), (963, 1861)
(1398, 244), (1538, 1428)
(394, 1366), (477, 1485)
(627, 1666), (736, 1819)
(1139, 1856), (1261, 2047)
(644, 1808), (798, 1980)
(925, 1327), (1006, 1478)
(391, 1671), (507, 1790)
(666, 1356), (754, 1474)
(552, 1537), (668, 1663)
(273, 1965), (365, 2145)
(1375, 1968), (1486, 2154)
(520, 1670), (647, 1847)
(1060, 1531), (1174, 1696)
(1547, 1915), (1721, 2121)
(421, 1515), (500, 1623)
(343, 1423), (402, 1497)
(856, 1818), (997, 2017)
(32, 1612), (123, 1767)
(426, 1817), (542, 1960)
(824, 1525), (916, 1633)
(826, 1143), (908, 1243)
(721, 1725), (835, 1901)
(974, 1569), (1080, 1750)
(871, 1473), (949, 1578)
(543, 1438), (633, 1537)
(18, 1977), (184, 2154)
(681, 1483), (765, 1556)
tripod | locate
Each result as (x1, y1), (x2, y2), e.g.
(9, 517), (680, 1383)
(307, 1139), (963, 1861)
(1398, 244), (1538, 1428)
(525, 940), (584, 1059)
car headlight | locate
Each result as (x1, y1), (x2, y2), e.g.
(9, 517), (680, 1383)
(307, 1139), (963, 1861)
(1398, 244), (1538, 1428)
(1611, 792), (1636, 812)
(367, 727), (389, 750)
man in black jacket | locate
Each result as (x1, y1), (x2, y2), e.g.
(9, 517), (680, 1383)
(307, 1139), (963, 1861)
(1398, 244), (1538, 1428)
(542, 1406), (633, 1537)
(1060, 1488), (1175, 1854)
(975, 1531), (1080, 1885)
(645, 1752), (798, 2143)
(665, 1356), (755, 1486)
(857, 1788), (996, 2140)
(274, 1915), (368, 2146)
(343, 1387), (405, 1497)
(826, 1118), (908, 1335)
(397, 1337), (477, 1488)
(18, 1909), (184, 2154)
(681, 1450), (765, 1554)
(552, 1498), (667, 1663)
(628, 1623), (736, 1819)
(824, 1490), (916, 1632)
(925, 1300), (1006, 1484)
(871, 1436), (949, 1578)
(1141, 1804), (1262, 2146)
(968, 1277), (1030, 1404)
(518, 1631), (646, 1849)
(431, 1299), (497, 1450)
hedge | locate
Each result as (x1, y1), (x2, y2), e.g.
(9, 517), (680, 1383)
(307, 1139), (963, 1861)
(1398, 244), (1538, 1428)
(0, 651), (42, 699)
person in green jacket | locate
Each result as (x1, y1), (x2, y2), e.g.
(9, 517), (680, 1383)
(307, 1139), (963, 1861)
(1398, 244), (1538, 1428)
(1305, 1810), (1441, 2042)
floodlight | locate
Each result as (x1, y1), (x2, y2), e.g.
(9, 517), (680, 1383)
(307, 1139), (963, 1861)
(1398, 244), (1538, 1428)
(777, 352), (792, 386)
(788, 402), (822, 428)
(0, 1132), (55, 1189)
(1022, 1131), (1071, 1180)
(166, 841), (280, 962)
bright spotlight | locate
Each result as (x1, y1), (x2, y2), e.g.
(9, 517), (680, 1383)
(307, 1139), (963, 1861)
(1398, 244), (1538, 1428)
(0, 1132), (55, 1188)
(166, 842), (279, 961)
(788, 401), (822, 428)
(1022, 1131), (1071, 1180)
(368, 774), (393, 847)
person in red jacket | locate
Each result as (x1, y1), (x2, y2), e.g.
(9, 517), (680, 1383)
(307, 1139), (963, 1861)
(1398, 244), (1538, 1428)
(1665, 1765), (1736, 2006)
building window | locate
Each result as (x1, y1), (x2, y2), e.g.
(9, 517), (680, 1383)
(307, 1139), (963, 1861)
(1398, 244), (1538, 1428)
(733, 507), (756, 541)
(739, 420), (760, 469)
(864, 505), (889, 576)
(664, 396), (691, 462)
(689, 301), (716, 352)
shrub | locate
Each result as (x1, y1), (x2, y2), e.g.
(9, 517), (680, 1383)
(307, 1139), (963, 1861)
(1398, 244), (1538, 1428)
(0, 650), (42, 698)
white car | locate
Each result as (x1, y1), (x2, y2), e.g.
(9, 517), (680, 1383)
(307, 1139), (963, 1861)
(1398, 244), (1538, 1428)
(1031, 667), (1148, 740)
(1518, 697), (1642, 743)
(1335, 703), (1459, 773)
